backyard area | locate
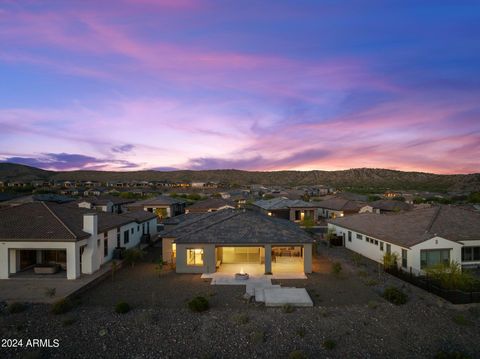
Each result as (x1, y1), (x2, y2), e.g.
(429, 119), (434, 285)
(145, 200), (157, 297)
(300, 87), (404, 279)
(1, 244), (480, 359)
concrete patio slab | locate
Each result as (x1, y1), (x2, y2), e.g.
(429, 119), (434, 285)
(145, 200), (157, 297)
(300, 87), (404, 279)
(263, 287), (313, 307)
(0, 261), (121, 303)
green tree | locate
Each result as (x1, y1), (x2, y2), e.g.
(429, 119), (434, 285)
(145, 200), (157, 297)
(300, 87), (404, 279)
(154, 208), (168, 218)
(425, 261), (478, 291)
(468, 192), (480, 204)
(124, 248), (144, 268)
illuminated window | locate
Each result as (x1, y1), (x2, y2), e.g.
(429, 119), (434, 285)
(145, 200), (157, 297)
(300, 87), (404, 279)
(187, 248), (203, 266)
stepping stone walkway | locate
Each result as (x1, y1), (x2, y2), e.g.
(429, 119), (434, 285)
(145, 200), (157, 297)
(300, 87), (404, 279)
(201, 272), (313, 307)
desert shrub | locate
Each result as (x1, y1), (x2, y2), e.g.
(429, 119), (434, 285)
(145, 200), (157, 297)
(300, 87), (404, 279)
(468, 305), (480, 319)
(331, 262), (342, 275)
(233, 313), (249, 324)
(250, 330), (265, 344)
(383, 252), (399, 270)
(357, 269), (368, 277)
(44, 287), (56, 298)
(115, 302), (131, 314)
(51, 299), (72, 315)
(155, 259), (166, 276)
(367, 300), (378, 309)
(296, 327), (306, 338)
(351, 253), (363, 266)
(188, 296), (209, 312)
(289, 350), (307, 359)
(425, 261), (478, 291)
(123, 248), (144, 268)
(364, 278), (379, 286)
(323, 339), (336, 350)
(382, 286), (408, 305)
(452, 314), (473, 326)
(282, 304), (295, 313)
(7, 302), (26, 314)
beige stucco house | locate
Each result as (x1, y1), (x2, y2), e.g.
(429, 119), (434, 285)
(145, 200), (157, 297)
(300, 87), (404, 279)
(161, 209), (313, 275)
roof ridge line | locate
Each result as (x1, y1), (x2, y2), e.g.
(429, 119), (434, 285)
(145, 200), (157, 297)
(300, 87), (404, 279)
(175, 210), (240, 239)
(425, 205), (442, 234)
(41, 202), (79, 239)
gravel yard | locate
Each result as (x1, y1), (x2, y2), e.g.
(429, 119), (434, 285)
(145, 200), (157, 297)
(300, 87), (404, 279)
(1, 245), (479, 359)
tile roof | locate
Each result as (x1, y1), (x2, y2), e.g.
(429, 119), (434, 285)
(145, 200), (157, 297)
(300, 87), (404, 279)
(127, 195), (187, 207)
(186, 198), (235, 212)
(120, 210), (157, 223)
(253, 197), (318, 210)
(368, 200), (413, 211)
(162, 209), (313, 245)
(328, 205), (480, 248)
(79, 196), (135, 206)
(0, 202), (89, 241)
(315, 197), (365, 211)
(0, 202), (150, 241)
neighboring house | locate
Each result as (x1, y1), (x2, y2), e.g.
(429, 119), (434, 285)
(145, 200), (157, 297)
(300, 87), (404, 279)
(185, 198), (236, 214)
(360, 200), (413, 214)
(316, 197), (365, 219)
(83, 187), (107, 196)
(0, 202), (157, 280)
(159, 213), (204, 232)
(77, 197), (134, 214)
(252, 197), (320, 223)
(60, 188), (83, 196)
(328, 205), (480, 275)
(0, 194), (74, 208)
(127, 195), (186, 218)
(161, 209), (313, 274)
(336, 192), (369, 202)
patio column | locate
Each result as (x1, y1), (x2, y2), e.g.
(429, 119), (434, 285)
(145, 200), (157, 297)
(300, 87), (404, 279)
(9, 249), (19, 274)
(303, 243), (312, 273)
(264, 244), (272, 274)
(66, 243), (80, 280)
(0, 245), (9, 279)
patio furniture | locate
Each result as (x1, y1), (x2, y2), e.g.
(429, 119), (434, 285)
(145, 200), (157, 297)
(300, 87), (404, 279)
(34, 264), (60, 274)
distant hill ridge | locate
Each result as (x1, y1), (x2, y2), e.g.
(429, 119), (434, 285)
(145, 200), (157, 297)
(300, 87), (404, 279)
(0, 163), (479, 192)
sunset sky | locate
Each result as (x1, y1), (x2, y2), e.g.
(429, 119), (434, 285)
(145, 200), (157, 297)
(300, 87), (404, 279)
(1, 1), (479, 174)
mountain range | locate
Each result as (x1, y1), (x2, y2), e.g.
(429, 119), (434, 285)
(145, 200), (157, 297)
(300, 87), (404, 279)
(0, 163), (479, 192)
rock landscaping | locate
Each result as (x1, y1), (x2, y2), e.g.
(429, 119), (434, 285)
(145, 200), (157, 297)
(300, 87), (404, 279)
(0, 246), (479, 358)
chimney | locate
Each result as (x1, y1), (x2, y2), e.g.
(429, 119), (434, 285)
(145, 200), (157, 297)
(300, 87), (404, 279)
(83, 213), (98, 236)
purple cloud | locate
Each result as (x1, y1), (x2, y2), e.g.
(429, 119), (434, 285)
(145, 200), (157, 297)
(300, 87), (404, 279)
(3, 153), (139, 171)
(112, 144), (135, 153)
(185, 148), (331, 170)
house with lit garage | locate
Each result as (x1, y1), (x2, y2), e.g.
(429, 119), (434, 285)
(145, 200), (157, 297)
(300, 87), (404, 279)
(0, 202), (157, 280)
(161, 209), (313, 275)
(328, 205), (480, 274)
(252, 197), (320, 224)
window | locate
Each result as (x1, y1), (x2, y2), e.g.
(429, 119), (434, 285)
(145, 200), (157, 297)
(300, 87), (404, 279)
(379, 242), (384, 251)
(104, 237), (108, 257)
(97, 238), (101, 247)
(374, 240), (378, 246)
(186, 248), (203, 266)
(124, 230), (130, 244)
(420, 249), (450, 269)
(348, 231), (352, 242)
(401, 249), (407, 268)
(131, 228), (134, 234)
(116, 229), (121, 247)
(137, 225), (140, 232)
(462, 247), (480, 262)
(356, 234), (363, 240)
(386, 244), (391, 254)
